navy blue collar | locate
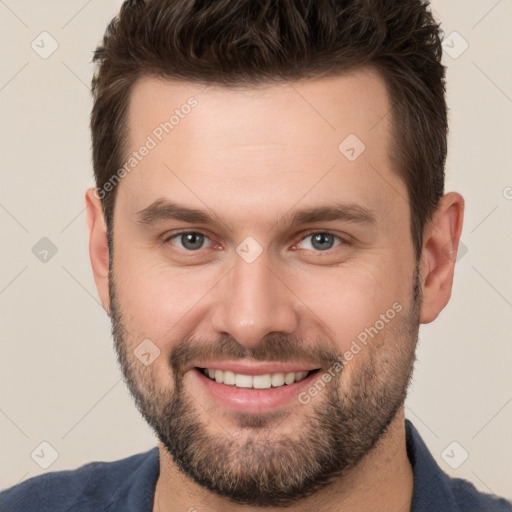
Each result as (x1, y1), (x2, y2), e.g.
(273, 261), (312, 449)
(405, 418), (459, 510)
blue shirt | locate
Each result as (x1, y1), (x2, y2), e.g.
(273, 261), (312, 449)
(1, 419), (510, 511)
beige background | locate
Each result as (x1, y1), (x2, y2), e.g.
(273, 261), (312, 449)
(1, 0), (511, 500)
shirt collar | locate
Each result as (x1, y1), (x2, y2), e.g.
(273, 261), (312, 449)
(405, 418), (459, 510)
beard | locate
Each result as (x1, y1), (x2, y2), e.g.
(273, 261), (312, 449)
(108, 262), (422, 507)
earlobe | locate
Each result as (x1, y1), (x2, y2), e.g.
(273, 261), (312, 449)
(85, 187), (111, 314)
(419, 192), (465, 324)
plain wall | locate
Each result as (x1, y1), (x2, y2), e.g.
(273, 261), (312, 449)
(1, 0), (511, 499)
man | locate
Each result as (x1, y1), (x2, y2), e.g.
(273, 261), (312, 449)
(1, 0), (510, 510)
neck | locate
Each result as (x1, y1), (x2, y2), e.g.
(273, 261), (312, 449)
(153, 408), (414, 512)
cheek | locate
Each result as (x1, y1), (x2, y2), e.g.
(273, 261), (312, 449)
(291, 260), (407, 353)
(112, 249), (221, 343)
(115, 265), (185, 328)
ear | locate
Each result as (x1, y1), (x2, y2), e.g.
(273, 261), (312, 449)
(419, 191), (465, 324)
(85, 187), (111, 315)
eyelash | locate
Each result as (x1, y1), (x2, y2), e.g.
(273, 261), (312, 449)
(162, 230), (348, 253)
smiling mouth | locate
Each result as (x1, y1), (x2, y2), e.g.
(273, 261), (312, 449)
(196, 367), (321, 390)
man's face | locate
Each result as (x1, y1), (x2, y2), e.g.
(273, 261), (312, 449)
(107, 69), (421, 506)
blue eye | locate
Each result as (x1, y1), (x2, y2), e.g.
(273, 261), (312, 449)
(164, 231), (344, 254)
(296, 232), (342, 251)
(168, 232), (211, 251)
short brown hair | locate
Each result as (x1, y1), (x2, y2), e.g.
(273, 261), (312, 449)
(91, 0), (447, 262)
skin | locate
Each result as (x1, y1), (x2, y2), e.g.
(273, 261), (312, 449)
(86, 68), (464, 511)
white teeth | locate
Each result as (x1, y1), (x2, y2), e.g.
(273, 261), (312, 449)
(235, 373), (253, 388)
(284, 372), (296, 385)
(201, 368), (312, 388)
(252, 374), (272, 389)
(223, 370), (236, 385)
(271, 373), (285, 387)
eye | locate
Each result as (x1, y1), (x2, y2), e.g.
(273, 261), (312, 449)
(163, 230), (346, 254)
(295, 232), (344, 251)
(166, 231), (212, 251)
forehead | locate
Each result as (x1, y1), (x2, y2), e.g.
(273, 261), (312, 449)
(126, 68), (391, 147)
(119, 69), (405, 230)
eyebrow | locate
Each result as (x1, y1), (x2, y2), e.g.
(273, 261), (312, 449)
(135, 198), (377, 229)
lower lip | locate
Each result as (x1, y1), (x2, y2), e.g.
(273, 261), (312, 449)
(191, 368), (320, 414)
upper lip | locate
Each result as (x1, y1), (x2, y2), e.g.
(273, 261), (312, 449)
(190, 360), (321, 376)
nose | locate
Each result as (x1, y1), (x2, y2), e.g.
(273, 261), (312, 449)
(210, 249), (299, 349)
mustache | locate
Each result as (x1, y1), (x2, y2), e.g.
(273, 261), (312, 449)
(170, 333), (343, 378)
